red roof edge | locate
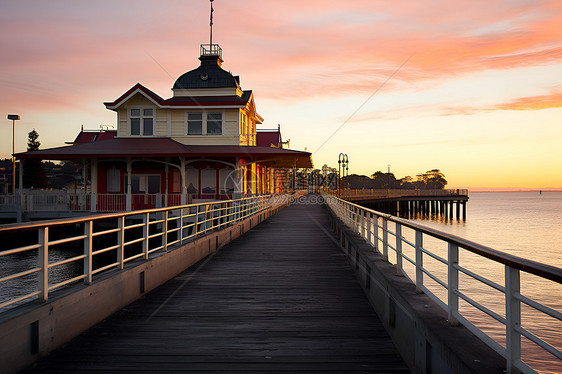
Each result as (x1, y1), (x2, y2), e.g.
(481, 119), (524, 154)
(104, 83), (166, 109)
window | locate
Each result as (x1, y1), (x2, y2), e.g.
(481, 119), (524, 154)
(207, 112), (222, 135)
(188, 112), (202, 135)
(107, 169), (121, 193)
(201, 169), (217, 194)
(130, 108), (154, 136)
(186, 167), (199, 194)
(125, 174), (160, 194)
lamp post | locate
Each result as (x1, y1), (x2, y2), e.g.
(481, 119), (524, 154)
(7, 114), (20, 195)
(338, 153), (349, 197)
(387, 164), (391, 195)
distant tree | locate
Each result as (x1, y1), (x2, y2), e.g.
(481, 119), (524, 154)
(22, 129), (48, 188)
(370, 171), (386, 188)
(399, 176), (414, 189)
(342, 169), (447, 190)
(60, 161), (79, 176)
(416, 169), (447, 189)
(371, 171), (399, 189)
(343, 174), (375, 189)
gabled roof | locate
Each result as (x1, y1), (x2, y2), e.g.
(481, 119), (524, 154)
(104, 83), (256, 111)
(103, 83), (165, 109)
(15, 138), (313, 168)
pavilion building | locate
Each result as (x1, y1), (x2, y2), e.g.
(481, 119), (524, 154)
(15, 44), (312, 212)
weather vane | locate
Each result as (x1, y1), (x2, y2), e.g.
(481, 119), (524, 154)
(209, 0), (214, 46)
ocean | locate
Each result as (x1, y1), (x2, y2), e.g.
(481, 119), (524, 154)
(407, 191), (561, 373)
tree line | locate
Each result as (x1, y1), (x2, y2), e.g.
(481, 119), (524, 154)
(2, 129), (79, 190)
(342, 169), (448, 190)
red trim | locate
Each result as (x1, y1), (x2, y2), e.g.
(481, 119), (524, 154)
(104, 83), (250, 110)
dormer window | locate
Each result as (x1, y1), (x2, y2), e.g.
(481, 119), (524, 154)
(130, 108), (154, 136)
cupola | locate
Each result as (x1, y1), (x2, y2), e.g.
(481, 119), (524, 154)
(173, 44), (240, 91)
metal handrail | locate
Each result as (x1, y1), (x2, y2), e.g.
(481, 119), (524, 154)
(323, 193), (561, 374)
(0, 194), (292, 311)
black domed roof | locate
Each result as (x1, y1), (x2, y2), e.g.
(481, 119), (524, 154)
(173, 55), (239, 90)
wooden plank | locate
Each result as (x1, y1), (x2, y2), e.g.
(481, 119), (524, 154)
(22, 195), (410, 373)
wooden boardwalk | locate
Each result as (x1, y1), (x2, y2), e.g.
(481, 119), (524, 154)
(22, 196), (409, 373)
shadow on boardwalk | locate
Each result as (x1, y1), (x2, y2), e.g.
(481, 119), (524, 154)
(22, 195), (410, 373)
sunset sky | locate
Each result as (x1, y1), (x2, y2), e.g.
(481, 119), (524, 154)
(1, 0), (561, 189)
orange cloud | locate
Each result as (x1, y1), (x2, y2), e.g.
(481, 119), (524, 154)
(495, 92), (562, 111)
(439, 91), (562, 116)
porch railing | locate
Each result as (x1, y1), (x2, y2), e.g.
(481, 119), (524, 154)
(0, 194), (291, 311)
(0, 194), (18, 211)
(323, 193), (561, 374)
(0, 192), (241, 213)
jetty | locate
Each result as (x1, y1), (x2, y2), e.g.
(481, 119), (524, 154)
(18, 195), (409, 373)
(1, 193), (560, 374)
(337, 188), (469, 220)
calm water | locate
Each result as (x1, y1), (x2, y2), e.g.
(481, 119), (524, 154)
(408, 191), (562, 373)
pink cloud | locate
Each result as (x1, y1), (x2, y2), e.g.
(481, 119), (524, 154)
(1, 0), (561, 117)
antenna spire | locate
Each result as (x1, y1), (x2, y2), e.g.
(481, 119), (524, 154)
(209, 0), (214, 47)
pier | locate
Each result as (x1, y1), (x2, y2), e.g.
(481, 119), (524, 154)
(0, 194), (560, 374)
(18, 195), (409, 373)
(338, 189), (469, 220)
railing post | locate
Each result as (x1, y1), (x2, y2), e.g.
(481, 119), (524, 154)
(415, 230), (423, 293)
(38, 227), (49, 302)
(361, 210), (366, 238)
(395, 223), (403, 275)
(204, 203), (210, 232)
(117, 216), (125, 269)
(180, 207), (184, 245)
(192, 206), (198, 235)
(90, 193), (97, 213)
(84, 221), (93, 285)
(163, 210), (168, 252)
(143, 213), (149, 259)
(382, 218), (388, 261)
(373, 215), (379, 252)
(447, 243), (459, 325)
(506, 266), (522, 374)
(366, 213), (372, 246)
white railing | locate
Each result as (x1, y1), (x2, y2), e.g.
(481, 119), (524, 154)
(0, 192), (247, 213)
(323, 193), (561, 374)
(0, 194), (18, 211)
(0, 194), (291, 311)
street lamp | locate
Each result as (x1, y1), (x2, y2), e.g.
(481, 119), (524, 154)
(338, 153), (349, 197)
(7, 114), (20, 195)
(387, 164), (391, 195)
